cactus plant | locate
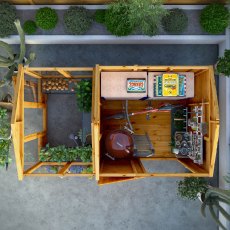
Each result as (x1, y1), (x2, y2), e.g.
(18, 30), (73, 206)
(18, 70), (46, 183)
(0, 19), (36, 87)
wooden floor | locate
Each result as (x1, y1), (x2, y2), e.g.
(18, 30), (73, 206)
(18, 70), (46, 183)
(101, 100), (179, 157)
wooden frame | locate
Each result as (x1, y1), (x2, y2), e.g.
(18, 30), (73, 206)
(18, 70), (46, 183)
(11, 65), (219, 184)
(94, 65), (219, 185)
(11, 65), (94, 180)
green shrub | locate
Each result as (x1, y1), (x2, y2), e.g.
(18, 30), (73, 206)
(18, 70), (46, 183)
(216, 49), (230, 76)
(0, 108), (12, 168)
(105, 1), (134, 36)
(177, 177), (208, 200)
(200, 3), (230, 34)
(128, 0), (167, 36)
(0, 2), (17, 38)
(94, 9), (106, 24)
(64, 6), (92, 35)
(35, 7), (58, 30)
(23, 20), (37, 35)
(162, 8), (188, 34)
(39, 144), (92, 163)
(75, 80), (92, 112)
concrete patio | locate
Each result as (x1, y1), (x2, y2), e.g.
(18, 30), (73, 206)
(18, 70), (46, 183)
(0, 44), (219, 230)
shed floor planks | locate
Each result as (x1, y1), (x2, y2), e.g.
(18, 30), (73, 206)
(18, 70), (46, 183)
(101, 100), (174, 157)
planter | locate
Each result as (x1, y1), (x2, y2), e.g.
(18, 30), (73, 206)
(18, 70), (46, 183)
(0, 4), (224, 45)
(197, 192), (205, 203)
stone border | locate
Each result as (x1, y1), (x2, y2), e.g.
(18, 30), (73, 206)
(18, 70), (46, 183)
(15, 4), (206, 10)
(218, 27), (230, 230)
(1, 35), (226, 45)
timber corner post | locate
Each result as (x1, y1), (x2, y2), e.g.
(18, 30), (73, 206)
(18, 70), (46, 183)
(11, 64), (24, 181)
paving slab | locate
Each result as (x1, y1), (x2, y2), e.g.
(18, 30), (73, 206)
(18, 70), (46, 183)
(0, 44), (219, 230)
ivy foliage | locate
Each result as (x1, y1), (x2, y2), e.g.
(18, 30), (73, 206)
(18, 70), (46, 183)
(200, 3), (230, 34)
(75, 80), (92, 112)
(35, 7), (58, 30)
(177, 177), (208, 200)
(39, 144), (92, 163)
(23, 20), (37, 35)
(94, 9), (106, 24)
(216, 49), (230, 76)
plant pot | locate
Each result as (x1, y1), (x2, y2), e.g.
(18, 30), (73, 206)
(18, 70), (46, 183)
(197, 192), (205, 203)
(8, 56), (28, 73)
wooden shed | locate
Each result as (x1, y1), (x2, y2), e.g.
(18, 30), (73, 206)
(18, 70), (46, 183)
(11, 65), (219, 185)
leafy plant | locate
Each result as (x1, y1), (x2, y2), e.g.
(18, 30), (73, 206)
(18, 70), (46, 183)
(35, 7), (58, 30)
(23, 20), (37, 35)
(0, 2), (17, 38)
(200, 3), (230, 34)
(105, 1), (134, 36)
(0, 20), (36, 87)
(64, 6), (92, 35)
(216, 49), (230, 76)
(128, 0), (167, 36)
(39, 144), (92, 163)
(177, 177), (208, 200)
(75, 80), (92, 112)
(94, 9), (106, 24)
(162, 8), (188, 34)
(0, 107), (12, 168)
(201, 186), (230, 230)
(81, 166), (93, 174)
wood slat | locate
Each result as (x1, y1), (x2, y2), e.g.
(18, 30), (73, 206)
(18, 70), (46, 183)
(24, 101), (45, 109)
(56, 69), (72, 78)
(24, 69), (42, 79)
(58, 162), (72, 175)
(23, 161), (43, 174)
(24, 131), (46, 143)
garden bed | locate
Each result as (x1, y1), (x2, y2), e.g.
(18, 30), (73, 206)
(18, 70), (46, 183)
(17, 8), (216, 36)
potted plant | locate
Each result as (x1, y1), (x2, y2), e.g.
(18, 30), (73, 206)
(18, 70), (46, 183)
(177, 177), (208, 201)
(0, 19), (36, 87)
(216, 49), (230, 77)
(178, 177), (230, 230)
(201, 186), (230, 230)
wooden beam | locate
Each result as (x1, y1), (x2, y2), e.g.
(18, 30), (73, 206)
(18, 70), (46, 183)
(94, 124), (100, 181)
(24, 173), (94, 177)
(11, 65), (23, 124)
(23, 162), (43, 174)
(24, 131), (46, 143)
(57, 69), (72, 78)
(24, 102), (45, 109)
(24, 69), (42, 79)
(99, 173), (210, 177)
(58, 162), (72, 175)
(209, 124), (220, 177)
(11, 123), (24, 180)
(140, 157), (176, 161)
(177, 159), (208, 174)
(26, 67), (94, 72)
